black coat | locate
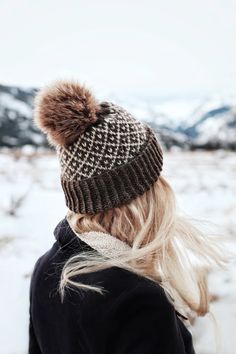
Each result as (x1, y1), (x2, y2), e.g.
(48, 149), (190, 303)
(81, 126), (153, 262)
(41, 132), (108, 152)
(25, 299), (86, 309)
(29, 218), (195, 354)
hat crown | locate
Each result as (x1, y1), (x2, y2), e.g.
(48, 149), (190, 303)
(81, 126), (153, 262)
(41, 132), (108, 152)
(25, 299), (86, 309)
(58, 102), (148, 182)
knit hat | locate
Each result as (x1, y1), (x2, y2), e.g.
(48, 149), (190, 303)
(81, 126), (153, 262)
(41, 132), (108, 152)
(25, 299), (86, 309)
(34, 80), (163, 214)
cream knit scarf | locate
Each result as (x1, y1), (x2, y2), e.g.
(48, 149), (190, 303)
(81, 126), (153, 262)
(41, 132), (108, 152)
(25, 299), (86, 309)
(67, 217), (131, 258)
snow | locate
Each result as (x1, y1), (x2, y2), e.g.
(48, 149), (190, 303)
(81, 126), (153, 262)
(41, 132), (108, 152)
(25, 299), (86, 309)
(152, 98), (202, 122)
(120, 97), (202, 127)
(0, 92), (32, 118)
(0, 149), (235, 354)
(180, 96), (236, 127)
(195, 109), (236, 145)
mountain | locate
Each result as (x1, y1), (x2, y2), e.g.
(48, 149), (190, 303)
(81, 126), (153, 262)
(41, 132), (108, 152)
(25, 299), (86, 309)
(181, 99), (236, 149)
(0, 84), (235, 150)
(0, 84), (47, 147)
(124, 96), (236, 150)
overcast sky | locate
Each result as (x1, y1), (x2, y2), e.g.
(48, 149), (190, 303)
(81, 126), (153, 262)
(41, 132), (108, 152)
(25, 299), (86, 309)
(0, 0), (236, 96)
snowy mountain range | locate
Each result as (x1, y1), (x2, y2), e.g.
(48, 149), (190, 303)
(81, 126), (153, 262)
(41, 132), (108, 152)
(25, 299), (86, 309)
(0, 84), (235, 150)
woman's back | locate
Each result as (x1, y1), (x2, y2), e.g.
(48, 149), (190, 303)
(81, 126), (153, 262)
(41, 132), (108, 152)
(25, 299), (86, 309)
(29, 218), (194, 354)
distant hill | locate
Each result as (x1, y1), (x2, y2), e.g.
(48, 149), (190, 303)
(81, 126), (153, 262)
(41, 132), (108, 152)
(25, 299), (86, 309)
(0, 84), (235, 150)
(0, 84), (47, 147)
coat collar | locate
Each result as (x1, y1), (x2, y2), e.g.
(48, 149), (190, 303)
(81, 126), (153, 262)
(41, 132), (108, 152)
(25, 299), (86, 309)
(54, 217), (131, 257)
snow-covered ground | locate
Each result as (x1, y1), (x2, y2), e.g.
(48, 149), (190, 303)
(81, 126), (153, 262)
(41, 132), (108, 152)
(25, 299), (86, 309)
(0, 149), (235, 354)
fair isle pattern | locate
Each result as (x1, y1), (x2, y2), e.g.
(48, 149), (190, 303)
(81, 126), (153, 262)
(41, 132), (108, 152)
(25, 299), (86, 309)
(57, 102), (148, 181)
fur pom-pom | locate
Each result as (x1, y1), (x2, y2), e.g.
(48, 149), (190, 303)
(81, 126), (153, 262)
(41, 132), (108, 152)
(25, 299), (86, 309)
(34, 80), (100, 147)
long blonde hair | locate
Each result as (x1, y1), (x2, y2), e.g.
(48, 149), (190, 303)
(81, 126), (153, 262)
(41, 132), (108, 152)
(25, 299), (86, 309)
(60, 175), (226, 317)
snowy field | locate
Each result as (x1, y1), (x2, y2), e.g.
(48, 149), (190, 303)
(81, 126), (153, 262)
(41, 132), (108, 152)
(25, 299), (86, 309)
(0, 149), (235, 354)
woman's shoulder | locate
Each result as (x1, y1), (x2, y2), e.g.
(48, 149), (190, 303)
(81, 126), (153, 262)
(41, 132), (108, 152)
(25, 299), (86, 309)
(94, 266), (168, 299)
(30, 239), (173, 313)
(74, 265), (175, 317)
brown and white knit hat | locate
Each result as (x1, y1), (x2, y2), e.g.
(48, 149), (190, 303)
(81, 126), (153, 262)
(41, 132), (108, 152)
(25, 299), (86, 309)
(34, 81), (163, 214)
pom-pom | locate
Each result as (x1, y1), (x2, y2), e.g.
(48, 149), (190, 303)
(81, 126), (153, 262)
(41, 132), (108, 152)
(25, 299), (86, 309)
(34, 80), (100, 147)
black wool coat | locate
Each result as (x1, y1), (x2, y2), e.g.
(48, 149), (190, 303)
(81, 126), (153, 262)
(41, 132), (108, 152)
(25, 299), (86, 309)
(29, 218), (195, 354)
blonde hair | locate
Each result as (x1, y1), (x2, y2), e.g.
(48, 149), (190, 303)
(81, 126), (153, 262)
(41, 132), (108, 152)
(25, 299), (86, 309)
(60, 175), (226, 317)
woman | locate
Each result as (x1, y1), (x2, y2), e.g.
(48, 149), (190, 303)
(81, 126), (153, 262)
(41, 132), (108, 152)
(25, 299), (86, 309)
(29, 80), (225, 354)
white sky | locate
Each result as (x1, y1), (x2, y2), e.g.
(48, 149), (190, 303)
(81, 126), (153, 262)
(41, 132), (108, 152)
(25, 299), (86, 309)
(0, 0), (236, 96)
